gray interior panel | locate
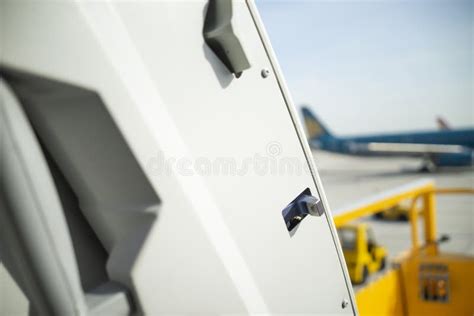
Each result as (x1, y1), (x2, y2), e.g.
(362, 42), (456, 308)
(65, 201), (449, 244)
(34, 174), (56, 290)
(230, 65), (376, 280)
(0, 79), (87, 315)
(2, 67), (162, 314)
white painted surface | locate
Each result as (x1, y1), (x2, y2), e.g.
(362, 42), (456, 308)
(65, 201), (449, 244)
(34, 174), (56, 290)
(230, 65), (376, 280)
(0, 264), (29, 316)
(2, 0), (353, 314)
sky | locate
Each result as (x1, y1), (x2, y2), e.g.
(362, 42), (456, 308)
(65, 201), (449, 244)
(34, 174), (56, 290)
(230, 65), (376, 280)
(257, 0), (473, 135)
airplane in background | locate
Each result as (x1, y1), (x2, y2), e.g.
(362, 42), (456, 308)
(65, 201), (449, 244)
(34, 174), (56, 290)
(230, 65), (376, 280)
(436, 116), (451, 130)
(301, 106), (474, 170)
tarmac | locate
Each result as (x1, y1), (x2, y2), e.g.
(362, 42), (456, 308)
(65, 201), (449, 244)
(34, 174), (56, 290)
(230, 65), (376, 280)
(312, 150), (474, 290)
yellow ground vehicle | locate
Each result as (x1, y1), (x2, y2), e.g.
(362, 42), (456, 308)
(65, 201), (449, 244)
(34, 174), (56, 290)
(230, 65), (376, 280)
(373, 187), (474, 221)
(338, 224), (387, 284)
(373, 204), (410, 221)
(334, 180), (474, 316)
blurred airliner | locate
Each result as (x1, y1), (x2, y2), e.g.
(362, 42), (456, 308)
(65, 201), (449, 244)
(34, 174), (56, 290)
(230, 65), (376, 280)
(301, 106), (474, 169)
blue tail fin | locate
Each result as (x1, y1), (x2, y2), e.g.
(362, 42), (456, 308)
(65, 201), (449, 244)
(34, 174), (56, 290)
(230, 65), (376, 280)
(301, 106), (331, 140)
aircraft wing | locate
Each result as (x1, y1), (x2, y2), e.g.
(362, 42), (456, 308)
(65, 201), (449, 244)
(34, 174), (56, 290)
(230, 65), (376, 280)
(362, 142), (467, 155)
(345, 142), (473, 167)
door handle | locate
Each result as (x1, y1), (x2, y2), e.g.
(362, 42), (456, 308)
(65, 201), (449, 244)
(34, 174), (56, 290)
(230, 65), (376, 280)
(203, 0), (251, 78)
(282, 188), (324, 233)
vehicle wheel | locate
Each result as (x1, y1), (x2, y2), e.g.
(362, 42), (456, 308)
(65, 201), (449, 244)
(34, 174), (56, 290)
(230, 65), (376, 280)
(399, 213), (409, 221)
(361, 266), (369, 284)
(379, 257), (386, 271)
(373, 212), (383, 219)
(419, 160), (436, 173)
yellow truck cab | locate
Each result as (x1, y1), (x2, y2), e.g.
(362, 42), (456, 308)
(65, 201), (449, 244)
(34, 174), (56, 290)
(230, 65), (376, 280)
(338, 223), (387, 284)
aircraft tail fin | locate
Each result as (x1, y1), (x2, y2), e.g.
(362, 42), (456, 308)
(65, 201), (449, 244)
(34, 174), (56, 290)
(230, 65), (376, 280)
(436, 116), (451, 130)
(301, 106), (331, 140)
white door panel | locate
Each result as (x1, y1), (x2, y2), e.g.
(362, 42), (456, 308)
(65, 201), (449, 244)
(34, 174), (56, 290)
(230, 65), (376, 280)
(1, 0), (355, 314)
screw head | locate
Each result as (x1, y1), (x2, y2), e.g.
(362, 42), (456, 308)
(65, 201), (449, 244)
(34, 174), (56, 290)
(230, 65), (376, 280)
(341, 299), (349, 309)
(261, 68), (270, 78)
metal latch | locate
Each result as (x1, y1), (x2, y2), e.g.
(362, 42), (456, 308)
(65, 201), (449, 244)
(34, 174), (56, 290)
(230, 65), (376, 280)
(282, 188), (324, 234)
(203, 0), (251, 77)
